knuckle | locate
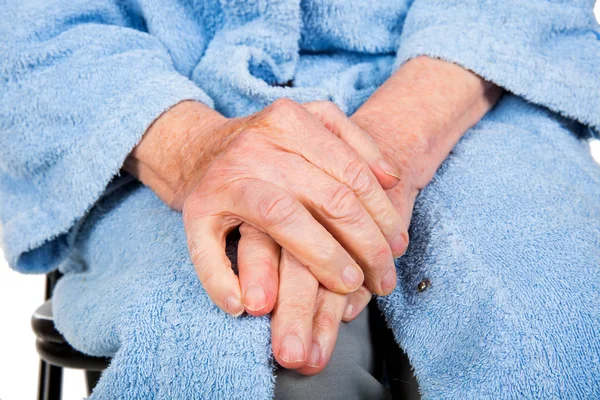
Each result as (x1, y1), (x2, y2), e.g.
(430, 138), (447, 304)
(322, 184), (362, 222)
(371, 243), (393, 267)
(342, 158), (375, 196)
(319, 100), (342, 116)
(269, 98), (300, 116)
(377, 202), (400, 225)
(314, 308), (338, 330)
(311, 241), (338, 269)
(281, 302), (314, 324)
(255, 99), (304, 139)
(305, 101), (342, 133)
(257, 193), (299, 228)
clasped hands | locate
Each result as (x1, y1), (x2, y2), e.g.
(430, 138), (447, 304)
(124, 56), (502, 376)
(128, 98), (409, 374)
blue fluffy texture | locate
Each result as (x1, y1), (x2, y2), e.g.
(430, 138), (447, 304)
(1, 0), (599, 398)
(379, 96), (600, 399)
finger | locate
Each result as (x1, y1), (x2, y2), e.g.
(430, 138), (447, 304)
(237, 223), (280, 316)
(272, 250), (319, 369)
(183, 214), (244, 317)
(191, 179), (364, 294)
(341, 285), (372, 322)
(303, 101), (401, 190)
(269, 100), (407, 258)
(388, 183), (419, 237)
(296, 286), (347, 375)
(286, 159), (396, 295)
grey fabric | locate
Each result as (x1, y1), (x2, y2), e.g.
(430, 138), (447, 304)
(274, 306), (392, 400)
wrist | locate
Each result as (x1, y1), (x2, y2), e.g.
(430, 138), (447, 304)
(352, 56), (502, 191)
(124, 100), (228, 210)
(351, 113), (423, 209)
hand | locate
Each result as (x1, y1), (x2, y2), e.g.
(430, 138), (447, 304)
(242, 57), (502, 374)
(233, 103), (400, 372)
(238, 222), (372, 373)
(351, 56), (504, 233)
(126, 99), (409, 317)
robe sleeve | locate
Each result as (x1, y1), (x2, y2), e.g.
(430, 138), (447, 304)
(0, 0), (213, 273)
(396, 0), (600, 132)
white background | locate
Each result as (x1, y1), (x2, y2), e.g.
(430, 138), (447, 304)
(1, 6), (600, 399)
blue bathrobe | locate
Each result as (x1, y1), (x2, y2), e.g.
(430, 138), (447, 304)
(1, 0), (600, 398)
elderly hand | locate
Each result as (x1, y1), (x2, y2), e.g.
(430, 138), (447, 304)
(238, 221), (373, 372)
(126, 55), (502, 375)
(351, 57), (503, 234)
(125, 98), (408, 317)
(235, 56), (502, 374)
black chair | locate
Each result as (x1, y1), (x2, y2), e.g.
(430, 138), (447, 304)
(32, 271), (110, 400)
(32, 271), (420, 399)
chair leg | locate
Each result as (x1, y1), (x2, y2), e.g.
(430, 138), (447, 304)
(38, 360), (63, 400)
(85, 370), (102, 395)
(37, 359), (47, 400)
(37, 272), (64, 400)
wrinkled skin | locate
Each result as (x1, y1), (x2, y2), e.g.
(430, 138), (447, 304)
(125, 56), (502, 374)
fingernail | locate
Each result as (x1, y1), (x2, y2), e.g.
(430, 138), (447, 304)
(378, 159), (401, 181)
(307, 343), (321, 368)
(279, 335), (305, 364)
(343, 303), (354, 320)
(243, 284), (268, 311)
(225, 296), (244, 317)
(342, 266), (363, 291)
(391, 232), (409, 258)
(381, 268), (397, 295)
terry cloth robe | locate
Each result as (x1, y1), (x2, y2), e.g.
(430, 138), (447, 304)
(2, 0), (600, 398)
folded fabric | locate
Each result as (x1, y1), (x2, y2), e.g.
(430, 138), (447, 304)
(1, 0), (598, 275)
(1, 0), (599, 398)
(51, 95), (600, 399)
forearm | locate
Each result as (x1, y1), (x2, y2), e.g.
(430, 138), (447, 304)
(126, 57), (500, 212)
(352, 56), (503, 193)
(123, 101), (228, 210)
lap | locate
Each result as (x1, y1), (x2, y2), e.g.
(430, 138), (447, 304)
(380, 94), (600, 398)
(54, 183), (276, 399)
(53, 94), (600, 398)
